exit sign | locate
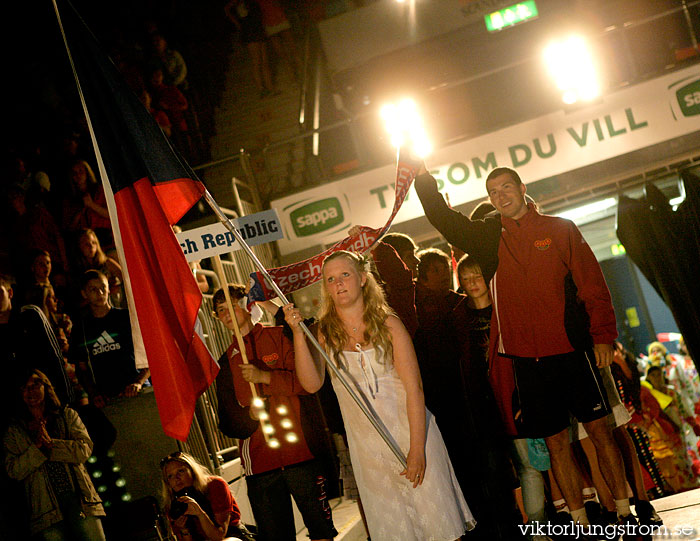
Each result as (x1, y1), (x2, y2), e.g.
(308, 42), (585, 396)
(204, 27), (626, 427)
(485, 1), (539, 32)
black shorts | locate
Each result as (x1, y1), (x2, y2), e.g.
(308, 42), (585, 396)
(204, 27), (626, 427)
(246, 460), (337, 541)
(510, 349), (610, 438)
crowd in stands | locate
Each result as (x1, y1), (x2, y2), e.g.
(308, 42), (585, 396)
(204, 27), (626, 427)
(0, 17), (204, 538)
(3, 3), (700, 540)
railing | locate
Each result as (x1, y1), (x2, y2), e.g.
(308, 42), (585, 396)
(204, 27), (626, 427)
(175, 151), (278, 478)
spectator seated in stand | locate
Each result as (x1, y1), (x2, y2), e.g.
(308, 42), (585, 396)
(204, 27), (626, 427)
(3, 368), (107, 540)
(69, 270), (150, 409)
(148, 68), (188, 134)
(7, 185), (70, 290)
(15, 250), (54, 306)
(159, 451), (251, 541)
(148, 33), (188, 90)
(61, 159), (113, 254)
(140, 88), (172, 138)
(74, 229), (124, 309)
(54, 325), (89, 408)
(0, 274), (75, 413)
(23, 283), (72, 339)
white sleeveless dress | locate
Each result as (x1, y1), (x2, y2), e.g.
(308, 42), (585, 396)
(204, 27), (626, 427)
(330, 345), (475, 541)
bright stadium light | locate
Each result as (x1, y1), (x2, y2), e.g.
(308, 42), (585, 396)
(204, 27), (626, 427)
(543, 35), (600, 105)
(381, 98), (432, 158)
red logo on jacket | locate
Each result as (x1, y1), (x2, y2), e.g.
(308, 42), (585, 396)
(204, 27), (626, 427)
(534, 238), (552, 250)
(262, 353), (279, 366)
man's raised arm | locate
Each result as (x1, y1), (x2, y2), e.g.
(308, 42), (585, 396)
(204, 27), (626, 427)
(414, 168), (501, 279)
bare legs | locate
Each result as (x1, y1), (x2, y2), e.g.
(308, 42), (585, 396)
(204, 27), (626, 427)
(546, 428), (585, 511)
(546, 417), (628, 518)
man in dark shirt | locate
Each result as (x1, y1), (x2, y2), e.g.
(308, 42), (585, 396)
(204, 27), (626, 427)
(70, 270), (149, 406)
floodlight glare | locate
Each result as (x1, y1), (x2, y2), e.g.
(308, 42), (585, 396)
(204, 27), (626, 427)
(381, 98), (432, 159)
(412, 135), (433, 159)
(562, 90), (577, 105)
(543, 35), (600, 105)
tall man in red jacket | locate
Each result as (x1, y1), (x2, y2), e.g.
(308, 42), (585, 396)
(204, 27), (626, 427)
(415, 165), (635, 530)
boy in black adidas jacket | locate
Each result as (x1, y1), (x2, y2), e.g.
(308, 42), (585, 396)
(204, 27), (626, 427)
(70, 270), (150, 406)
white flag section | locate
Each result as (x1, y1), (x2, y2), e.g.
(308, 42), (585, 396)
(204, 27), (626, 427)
(176, 209), (283, 262)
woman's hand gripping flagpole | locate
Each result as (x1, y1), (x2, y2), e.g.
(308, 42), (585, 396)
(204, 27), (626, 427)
(201, 189), (408, 469)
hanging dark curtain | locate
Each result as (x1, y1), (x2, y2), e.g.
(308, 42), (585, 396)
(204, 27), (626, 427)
(616, 169), (700, 369)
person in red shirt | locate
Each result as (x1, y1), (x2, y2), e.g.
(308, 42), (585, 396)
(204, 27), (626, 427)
(160, 451), (243, 540)
(416, 163), (635, 531)
(213, 284), (337, 541)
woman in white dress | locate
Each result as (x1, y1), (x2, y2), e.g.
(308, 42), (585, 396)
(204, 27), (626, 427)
(283, 250), (475, 541)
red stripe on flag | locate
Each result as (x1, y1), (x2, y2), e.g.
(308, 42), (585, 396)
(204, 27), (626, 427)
(115, 178), (218, 440)
(153, 177), (205, 225)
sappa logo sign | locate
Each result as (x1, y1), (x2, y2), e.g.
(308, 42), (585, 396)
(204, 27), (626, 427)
(669, 75), (700, 119)
(289, 197), (346, 237)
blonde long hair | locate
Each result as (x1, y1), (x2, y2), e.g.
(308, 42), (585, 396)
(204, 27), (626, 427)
(318, 251), (394, 364)
(77, 228), (108, 269)
(159, 451), (212, 515)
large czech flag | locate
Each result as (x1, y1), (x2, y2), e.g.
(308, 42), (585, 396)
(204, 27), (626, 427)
(53, 0), (218, 440)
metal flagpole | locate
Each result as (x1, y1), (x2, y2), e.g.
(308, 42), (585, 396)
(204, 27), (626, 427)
(201, 190), (407, 469)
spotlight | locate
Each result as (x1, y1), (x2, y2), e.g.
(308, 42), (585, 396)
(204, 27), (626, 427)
(380, 98), (432, 158)
(543, 35), (600, 105)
